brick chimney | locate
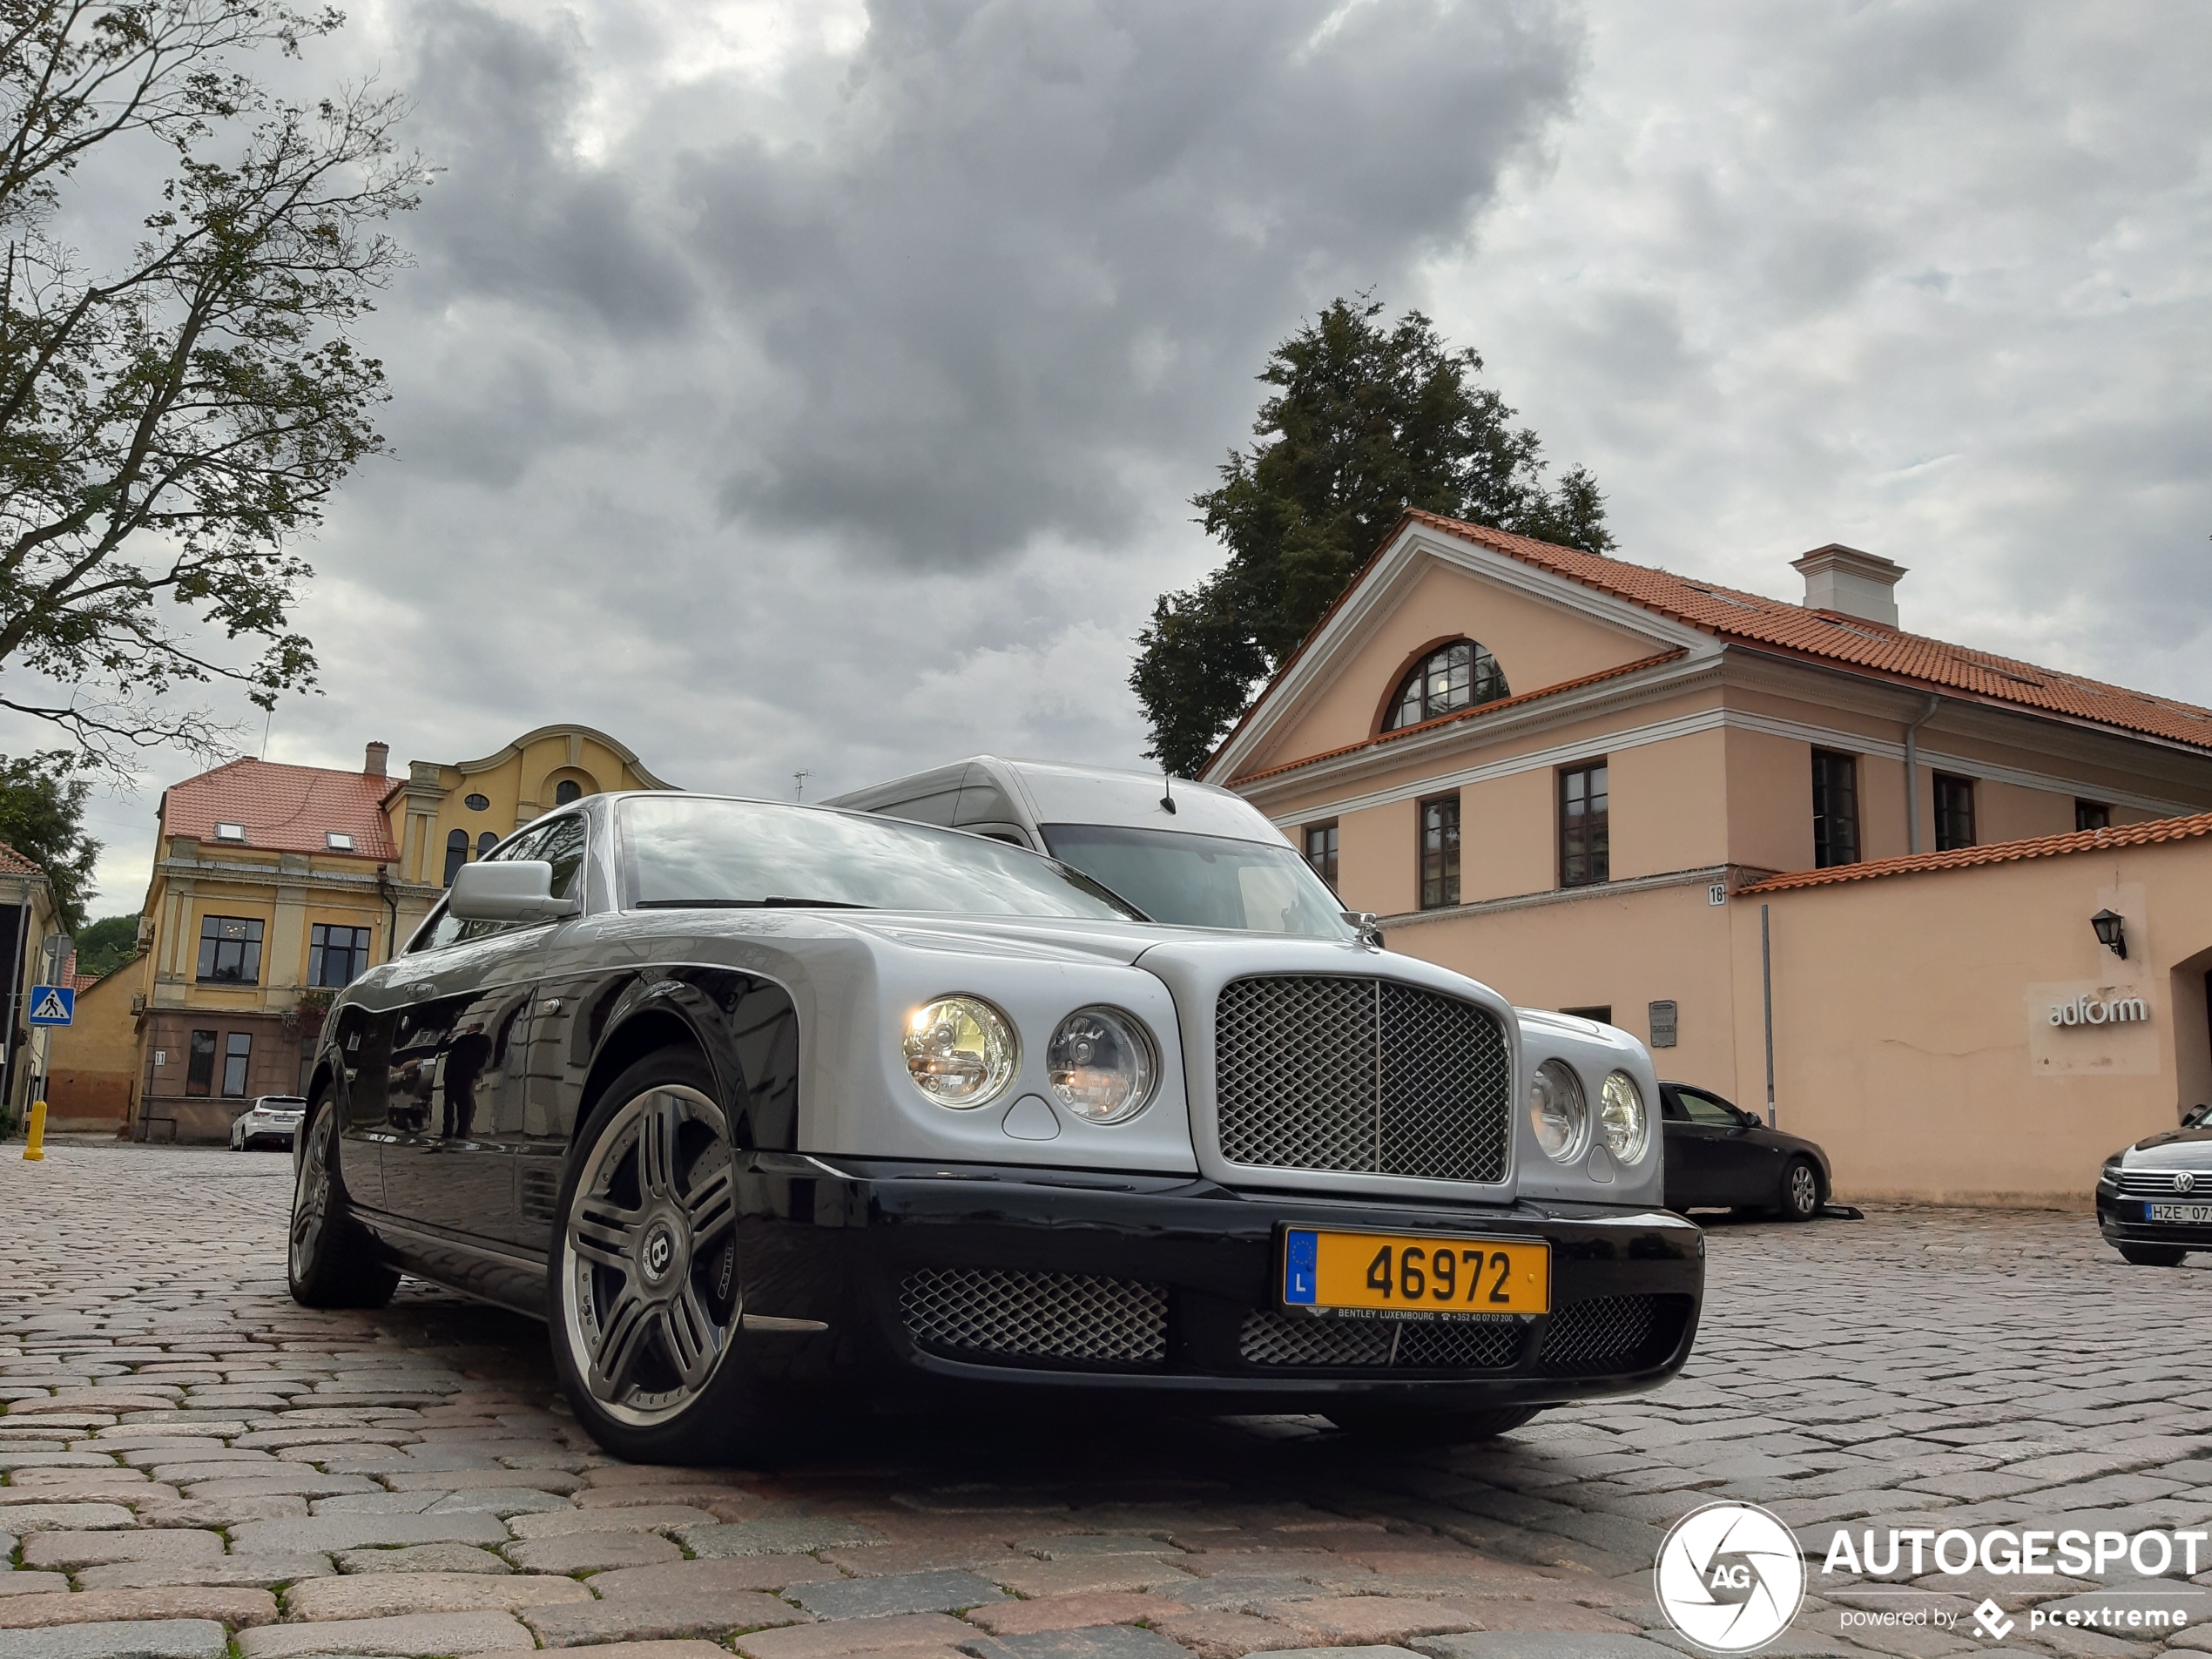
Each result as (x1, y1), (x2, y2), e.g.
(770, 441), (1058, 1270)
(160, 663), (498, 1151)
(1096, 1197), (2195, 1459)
(364, 740), (389, 778)
(1792, 544), (1905, 628)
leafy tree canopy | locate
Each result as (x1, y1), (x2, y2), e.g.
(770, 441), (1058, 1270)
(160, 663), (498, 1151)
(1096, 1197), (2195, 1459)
(0, 751), (98, 929)
(73, 911), (138, 977)
(1130, 295), (1614, 777)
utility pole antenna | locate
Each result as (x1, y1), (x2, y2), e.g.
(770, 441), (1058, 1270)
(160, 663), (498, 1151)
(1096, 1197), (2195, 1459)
(793, 770), (811, 803)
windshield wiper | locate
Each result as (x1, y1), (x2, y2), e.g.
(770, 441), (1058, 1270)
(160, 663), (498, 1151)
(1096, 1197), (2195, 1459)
(634, 897), (875, 910)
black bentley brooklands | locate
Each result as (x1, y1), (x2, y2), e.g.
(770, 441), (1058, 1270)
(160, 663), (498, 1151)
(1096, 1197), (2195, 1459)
(289, 792), (1704, 1461)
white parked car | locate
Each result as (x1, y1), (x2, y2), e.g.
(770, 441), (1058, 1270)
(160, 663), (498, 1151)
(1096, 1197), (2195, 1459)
(290, 789), (1702, 1466)
(232, 1095), (307, 1151)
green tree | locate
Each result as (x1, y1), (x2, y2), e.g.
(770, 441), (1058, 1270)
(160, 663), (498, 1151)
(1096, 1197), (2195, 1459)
(0, 0), (421, 769)
(0, 750), (98, 928)
(1131, 296), (1613, 776)
(72, 910), (137, 976)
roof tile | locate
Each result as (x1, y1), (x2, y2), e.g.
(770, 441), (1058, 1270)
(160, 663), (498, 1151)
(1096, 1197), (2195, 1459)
(1735, 811), (2212, 894)
(161, 758), (397, 861)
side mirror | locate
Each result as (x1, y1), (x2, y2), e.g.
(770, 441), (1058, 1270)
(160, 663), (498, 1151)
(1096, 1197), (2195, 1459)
(448, 860), (581, 924)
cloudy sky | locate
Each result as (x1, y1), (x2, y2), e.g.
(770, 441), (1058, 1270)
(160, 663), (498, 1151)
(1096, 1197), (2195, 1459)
(18, 0), (2210, 915)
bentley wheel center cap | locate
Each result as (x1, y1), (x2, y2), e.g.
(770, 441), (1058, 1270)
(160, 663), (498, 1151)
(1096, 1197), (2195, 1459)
(640, 1222), (678, 1284)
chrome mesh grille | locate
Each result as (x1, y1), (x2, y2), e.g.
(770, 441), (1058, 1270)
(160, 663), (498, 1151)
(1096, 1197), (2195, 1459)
(1238, 1312), (1520, 1371)
(2113, 1170), (2212, 1196)
(900, 1269), (1167, 1366)
(1215, 976), (1511, 1183)
(1536, 1294), (1688, 1375)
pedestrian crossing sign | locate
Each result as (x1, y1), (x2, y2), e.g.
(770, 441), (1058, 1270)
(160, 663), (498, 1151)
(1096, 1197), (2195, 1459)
(28, 986), (73, 1026)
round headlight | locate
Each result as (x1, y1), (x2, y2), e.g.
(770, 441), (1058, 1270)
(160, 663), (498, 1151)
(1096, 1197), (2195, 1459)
(1529, 1061), (1588, 1163)
(1599, 1070), (1649, 1163)
(1047, 1006), (1158, 1123)
(902, 996), (1018, 1109)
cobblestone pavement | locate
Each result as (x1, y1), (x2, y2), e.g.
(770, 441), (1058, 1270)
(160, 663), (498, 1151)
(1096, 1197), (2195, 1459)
(0, 1144), (2208, 1659)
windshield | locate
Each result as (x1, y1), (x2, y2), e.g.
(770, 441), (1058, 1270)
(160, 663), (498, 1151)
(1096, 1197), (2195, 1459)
(620, 797), (1145, 921)
(1038, 823), (1352, 938)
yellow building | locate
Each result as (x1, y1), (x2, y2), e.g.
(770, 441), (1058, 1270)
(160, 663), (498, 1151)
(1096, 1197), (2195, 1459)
(107, 724), (671, 1143)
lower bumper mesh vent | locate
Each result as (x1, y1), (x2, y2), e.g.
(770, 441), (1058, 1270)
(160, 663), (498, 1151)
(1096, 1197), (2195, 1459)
(900, 1269), (1168, 1366)
(1536, 1294), (1690, 1375)
(1238, 1312), (1521, 1371)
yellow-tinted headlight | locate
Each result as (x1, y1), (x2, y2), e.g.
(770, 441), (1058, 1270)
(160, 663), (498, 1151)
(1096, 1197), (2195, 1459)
(1599, 1069), (1649, 1163)
(902, 995), (1018, 1109)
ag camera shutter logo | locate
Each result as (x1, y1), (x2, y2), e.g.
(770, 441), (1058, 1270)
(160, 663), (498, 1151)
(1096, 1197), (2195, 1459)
(1655, 1501), (1806, 1653)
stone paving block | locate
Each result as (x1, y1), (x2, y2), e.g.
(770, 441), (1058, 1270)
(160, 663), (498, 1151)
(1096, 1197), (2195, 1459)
(284, 1570), (592, 1622)
(236, 1609), (535, 1658)
(1143, 1608), (1308, 1658)
(332, 1545), (513, 1575)
(23, 1533), (224, 1572)
(532, 1645), (731, 1659)
(962, 1593), (1190, 1637)
(0, 1504), (132, 1533)
(507, 1504), (713, 1539)
(588, 1557), (846, 1597)
(382, 1467), (588, 1493)
(177, 1471), (379, 1500)
(734, 1613), (978, 1659)
(75, 1557), (334, 1592)
(574, 1483), (759, 1510)
(579, 1466), (749, 1489)
(0, 1576), (71, 1599)
(954, 1627), (1190, 1659)
(228, 1513), (509, 1553)
(502, 1532), (684, 1574)
(822, 1543), (1025, 1575)
(680, 1516), (887, 1556)
(1251, 1595), (1481, 1647)
(986, 1558), (1199, 1599)
(0, 1453), (118, 1471)
(0, 1588), (279, 1629)
(0, 1619), (230, 1659)
(1412, 1635), (1689, 1657)
(792, 1568), (1008, 1619)
(522, 1589), (810, 1647)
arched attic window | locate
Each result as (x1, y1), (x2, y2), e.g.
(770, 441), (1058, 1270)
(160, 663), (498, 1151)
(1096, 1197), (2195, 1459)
(555, 779), (583, 805)
(1385, 640), (1508, 732)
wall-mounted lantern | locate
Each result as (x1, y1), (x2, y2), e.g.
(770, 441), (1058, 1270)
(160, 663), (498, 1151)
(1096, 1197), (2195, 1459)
(2091, 908), (2128, 960)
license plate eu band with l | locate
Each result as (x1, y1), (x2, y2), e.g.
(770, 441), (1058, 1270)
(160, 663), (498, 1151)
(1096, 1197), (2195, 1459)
(1280, 1227), (1550, 1320)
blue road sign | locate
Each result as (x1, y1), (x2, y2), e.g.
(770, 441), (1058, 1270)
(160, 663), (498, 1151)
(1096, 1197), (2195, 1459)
(28, 986), (73, 1026)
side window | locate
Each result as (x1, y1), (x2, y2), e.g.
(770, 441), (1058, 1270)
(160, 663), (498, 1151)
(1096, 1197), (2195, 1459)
(536, 814), (588, 900)
(1676, 1089), (1739, 1126)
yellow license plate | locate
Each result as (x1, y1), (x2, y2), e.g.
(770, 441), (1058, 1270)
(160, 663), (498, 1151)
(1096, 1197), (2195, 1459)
(1280, 1228), (1550, 1317)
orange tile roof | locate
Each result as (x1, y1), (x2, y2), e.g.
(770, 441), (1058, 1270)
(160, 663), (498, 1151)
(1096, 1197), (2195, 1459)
(1211, 510), (2212, 773)
(0, 840), (41, 878)
(1235, 649), (1689, 785)
(1735, 812), (2212, 895)
(160, 757), (397, 861)
(1399, 510), (2212, 751)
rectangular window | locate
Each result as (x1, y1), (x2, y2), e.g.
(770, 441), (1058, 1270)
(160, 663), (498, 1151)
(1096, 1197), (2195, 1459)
(2077, 799), (2112, 833)
(1811, 750), (1859, 868)
(1303, 822), (1339, 892)
(221, 1032), (252, 1097)
(196, 914), (265, 984)
(1418, 795), (1460, 909)
(1559, 762), (1609, 887)
(308, 924), (374, 988)
(185, 1029), (217, 1096)
(1933, 773), (1976, 853)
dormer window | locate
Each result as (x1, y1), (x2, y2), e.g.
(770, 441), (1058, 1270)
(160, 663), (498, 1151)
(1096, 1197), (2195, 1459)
(326, 832), (354, 851)
(213, 823), (246, 842)
(1385, 640), (1508, 732)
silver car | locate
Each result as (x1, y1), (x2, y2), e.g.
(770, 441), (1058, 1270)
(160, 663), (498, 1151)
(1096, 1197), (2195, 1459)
(289, 790), (1702, 1465)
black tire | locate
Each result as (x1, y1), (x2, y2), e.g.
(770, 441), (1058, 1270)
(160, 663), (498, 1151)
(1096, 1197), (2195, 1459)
(1325, 1405), (1543, 1443)
(288, 1096), (401, 1309)
(547, 1047), (768, 1465)
(1778, 1157), (1822, 1223)
(2119, 1244), (2187, 1266)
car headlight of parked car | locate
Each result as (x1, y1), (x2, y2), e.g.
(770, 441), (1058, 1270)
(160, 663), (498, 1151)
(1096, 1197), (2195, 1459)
(1599, 1069), (1649, 1163)
(1047, 1005), (1157, 1123)
(903, 995), (1018, 1108)
(1529, 1060), (1588, 1163)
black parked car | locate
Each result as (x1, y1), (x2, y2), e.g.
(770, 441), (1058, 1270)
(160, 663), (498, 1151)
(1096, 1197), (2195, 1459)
(1661, 1083), (1831, 1221)
(2095, 1104), (2212, 1266)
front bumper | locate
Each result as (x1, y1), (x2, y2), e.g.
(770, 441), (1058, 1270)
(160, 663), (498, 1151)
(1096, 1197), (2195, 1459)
(731, 1157), (1704, 1414)
(2096, 1184), (2212, 1250)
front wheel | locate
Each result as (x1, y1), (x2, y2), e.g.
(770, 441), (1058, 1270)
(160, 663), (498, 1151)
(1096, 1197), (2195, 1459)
(1778, 1158), (1822, 1223)
(288, 1099), (400, 1309)
(2118, 1244), (2187, 1266)
(548, 1048), (766, 1465)
(1325, 1405), (1542, 1443)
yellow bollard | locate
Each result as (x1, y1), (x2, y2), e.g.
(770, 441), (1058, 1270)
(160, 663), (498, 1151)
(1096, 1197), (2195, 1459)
(22, 1099), (45, 1161)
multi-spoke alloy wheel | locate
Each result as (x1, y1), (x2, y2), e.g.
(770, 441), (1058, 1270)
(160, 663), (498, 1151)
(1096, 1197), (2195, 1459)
(290, 1110), (334, 1281)
(560, 1081), (741, 1426)
(1783, 1159), (1821, 1222)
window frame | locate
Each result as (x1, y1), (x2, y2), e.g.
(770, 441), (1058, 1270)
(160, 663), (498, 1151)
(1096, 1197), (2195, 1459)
(195, 914), (266, 985)
(2076, 799), (2112, 833)
(1417, 793), (1460, 910)
(1384, 640), (1509, 732)
(308, 923), (374, 988)
(220, 1031), (252, 1098)
(1932, 772), (1976, 853)
(185, 1029), (217, 1096)
(1558, 760), (1610, 888)
(1302, 821), (1339, 893)
(1811, 749), (1860, 869)
(442, 828), (469, 887)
